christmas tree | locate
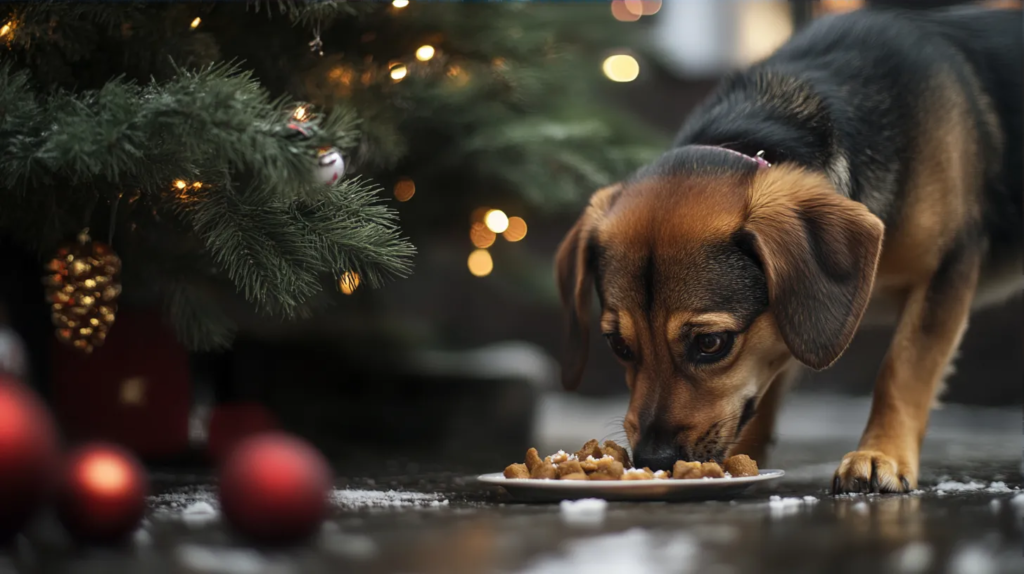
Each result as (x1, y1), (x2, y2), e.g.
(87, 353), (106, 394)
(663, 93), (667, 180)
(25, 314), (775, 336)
(0, 1), (659, 353)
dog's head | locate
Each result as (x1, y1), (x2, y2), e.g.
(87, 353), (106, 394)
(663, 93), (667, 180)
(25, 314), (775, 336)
(556, 146), (884, 469)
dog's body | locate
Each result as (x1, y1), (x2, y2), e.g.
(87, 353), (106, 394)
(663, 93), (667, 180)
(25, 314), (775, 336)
(556, 6), (1021, 493)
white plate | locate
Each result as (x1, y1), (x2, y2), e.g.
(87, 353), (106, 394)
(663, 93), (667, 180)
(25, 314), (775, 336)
(478, 470), (785, 502)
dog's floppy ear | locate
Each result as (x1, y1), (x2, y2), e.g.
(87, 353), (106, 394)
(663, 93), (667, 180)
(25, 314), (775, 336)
(555, 185), (619, 390)
(743, 167), (884, 370)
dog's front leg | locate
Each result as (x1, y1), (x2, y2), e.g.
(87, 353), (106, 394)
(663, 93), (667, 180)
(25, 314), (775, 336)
(833, 246), (981, 494)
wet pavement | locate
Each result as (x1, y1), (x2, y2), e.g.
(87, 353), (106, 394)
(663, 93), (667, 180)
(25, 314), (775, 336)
(2, 393), (1022, 574)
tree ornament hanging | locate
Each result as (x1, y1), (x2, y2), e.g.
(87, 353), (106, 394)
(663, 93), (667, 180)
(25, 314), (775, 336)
(42, 229), (122, 354)
(316, 147), (346, 185)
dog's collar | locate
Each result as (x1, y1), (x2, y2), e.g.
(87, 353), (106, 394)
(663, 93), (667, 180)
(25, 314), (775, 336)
(690, 145), (772, 169)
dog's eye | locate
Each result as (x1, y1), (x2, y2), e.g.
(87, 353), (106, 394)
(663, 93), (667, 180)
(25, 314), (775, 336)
(691, 332), (735, 364)
(604, 333), (634, 362)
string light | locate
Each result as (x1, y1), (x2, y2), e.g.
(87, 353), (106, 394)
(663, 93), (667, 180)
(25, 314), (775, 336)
(415, 45), (435, 62)
(190, 17), (201, 30)
(339, 272), (360, 295)
(610, 0), (641, 22)
(503, 217), (528, 242)
(602, 54), (640, 82)
(292, 105), (308, 121)
(174, 180), (187, 190)
(394, 178), (416, 202)
(0, 22), (12, 38)
(467, 249), (493, 277)
(470, 223), (496, 249)
(484, 209), (509, 233)
(392, 0), (409, 8)
(390, 64), (408, 82)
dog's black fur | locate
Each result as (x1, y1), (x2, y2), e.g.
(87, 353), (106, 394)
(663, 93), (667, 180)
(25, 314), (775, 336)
(673, 6), (1022, 264)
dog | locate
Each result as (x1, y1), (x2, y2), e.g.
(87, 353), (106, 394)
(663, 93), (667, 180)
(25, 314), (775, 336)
(555, 5), (1021, 494)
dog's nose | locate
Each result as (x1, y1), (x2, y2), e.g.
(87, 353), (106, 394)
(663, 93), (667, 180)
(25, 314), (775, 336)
(631, 434), (693, 472)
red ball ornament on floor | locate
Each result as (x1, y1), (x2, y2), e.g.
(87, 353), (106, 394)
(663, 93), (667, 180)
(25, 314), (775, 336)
(57, 443), (148, 544)
(0, 376), (60, 543)
(218, 432), (333, 544)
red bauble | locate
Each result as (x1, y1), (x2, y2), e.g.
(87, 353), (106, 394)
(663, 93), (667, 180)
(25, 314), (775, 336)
(207, 403), (280, 463)
(57, 443), (148, 544)
(218, 432), (332, 544)
(0, 376), (60, 543)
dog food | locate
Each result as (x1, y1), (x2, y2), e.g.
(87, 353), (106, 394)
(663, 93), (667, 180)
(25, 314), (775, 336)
(502, 440), (759, 481)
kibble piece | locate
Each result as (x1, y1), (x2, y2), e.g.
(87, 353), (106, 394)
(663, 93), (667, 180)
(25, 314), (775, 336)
(724, 454), (759, 477)
(653, 470), (671, 480)
(575, 439), (602, 461)
(622, 468), (654, 481)
(601, 440), (632, 467)
(561, 472), (589, 481)
(525, 447), (543, 471)
(587, 471), (620, 481)
(672, 460), (702, 480)
(700, 461), (725, 479)
(595, 457), (625, 479)
(580, 455), (607, 473)
(557, 460), (584, 477)
(531, 462), (559, 480)
(504, 463), (530, 479)
(550, 450), (572, 464)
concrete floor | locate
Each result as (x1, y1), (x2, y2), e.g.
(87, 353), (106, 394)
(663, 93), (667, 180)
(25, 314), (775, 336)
(2, 393), (1022, 574)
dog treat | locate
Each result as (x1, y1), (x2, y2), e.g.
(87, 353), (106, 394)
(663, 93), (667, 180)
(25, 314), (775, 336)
(557, 460), (584, 477)
(700, 461), (725, 479)
(575, 439), (603, 461)
(602, 440), (632, 467)
(622, 468), (655, 481)
(531, 461), (559, 480)
(504, 463), (530, 479)
(525, 447), (543, 471)
(724, 454), (759, 477)
(503, 439), (753, 482)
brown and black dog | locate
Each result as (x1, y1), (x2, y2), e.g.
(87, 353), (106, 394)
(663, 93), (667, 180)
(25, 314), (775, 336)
(556, 6), (1022, 494)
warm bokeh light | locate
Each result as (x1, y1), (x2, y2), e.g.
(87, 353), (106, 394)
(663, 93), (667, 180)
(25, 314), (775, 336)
(392, 0), (409, 8)
(470, 222), (496, 249)
(394, 178), (416, 202)
(484, 209), (509, 233)
(603, 54), (640, 82)
(339, 271), (360, 295)
(737, 2), (793, 65)
(640, 0), (662, 15)
(467, 249), (493, 277)
(611, 0), (641, 22)
(470, 207), (489, 224)
(503, 216), (527, 242)
(292, 105), (308, 121)
(192, 181), (203, 188)
(190, 17), (201, 29)
(390, 64), (408, 81)
(0, 22), (12, 38)
(174, 179), (187, 190)
(81, 452), (132, 496)
(815, 0), (864, 15)
(415, 45), (435, 61)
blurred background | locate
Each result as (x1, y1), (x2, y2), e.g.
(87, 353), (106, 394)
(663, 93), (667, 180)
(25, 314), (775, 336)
(0, 0), (1020, 473)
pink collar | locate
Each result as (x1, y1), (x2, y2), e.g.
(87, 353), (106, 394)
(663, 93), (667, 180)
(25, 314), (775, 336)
(689, 145), (772, 169)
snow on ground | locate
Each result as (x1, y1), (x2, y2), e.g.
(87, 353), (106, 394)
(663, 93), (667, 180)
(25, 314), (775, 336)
(890, 541), (934, 574)
(559, 498), (607, 526)
(330, 489), (449, 509)
(175, 544), (293, 574)
(932, 480), (1019, 496)
(516, 529), (698, 574)
(767, 495), (818, 519)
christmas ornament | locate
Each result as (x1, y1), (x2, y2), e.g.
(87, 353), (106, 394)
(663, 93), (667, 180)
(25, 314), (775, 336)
(219, 432), (332, 544)
(0, 376), (60, 543)
(57, 443), (148, 544)
(42, 229), (122, 354)
(316, 147), (346, 185)
(207, 403), (280, 463)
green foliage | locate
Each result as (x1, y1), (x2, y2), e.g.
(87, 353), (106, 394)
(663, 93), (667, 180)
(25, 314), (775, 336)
(0, 0), (658, 350)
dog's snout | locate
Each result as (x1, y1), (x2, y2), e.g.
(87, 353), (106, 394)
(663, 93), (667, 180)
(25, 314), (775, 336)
(632, 446), (680, 472)
(632, 425), (694, 471)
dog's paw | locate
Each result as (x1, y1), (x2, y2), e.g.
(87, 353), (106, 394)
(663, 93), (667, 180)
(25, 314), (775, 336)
(832, 450), (915, 494)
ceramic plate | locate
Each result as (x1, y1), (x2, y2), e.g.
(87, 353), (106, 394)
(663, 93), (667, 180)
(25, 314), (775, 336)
(478, 470), (785, 502)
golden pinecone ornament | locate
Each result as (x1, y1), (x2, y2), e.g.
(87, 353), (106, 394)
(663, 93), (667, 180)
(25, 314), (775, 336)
(42, 229), (122, 353)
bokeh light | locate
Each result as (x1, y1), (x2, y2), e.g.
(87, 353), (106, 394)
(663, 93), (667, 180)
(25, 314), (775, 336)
(611, 0), (641, 22)
(415, 45), (435, 61)
(392, 0), (409, 8)
(390, 64), (408, 81)
(484, 209), (509, 233)
(173, 179), (187, 190)
(640, 0), (662, 16)
(503, 217), (527, 242)
(470, 222), (496, 249)
(470, 207), (489, 224)
(394, 178), (416, 202)
(292, 105), (308, 121)
(190, 17), (201, 29)
(602, 54), (640, 82)
(0, 22), (11, 38)
(80, 452), (131, 496)
(339, 272), (360, 295)
(467, 249), (493, 277)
